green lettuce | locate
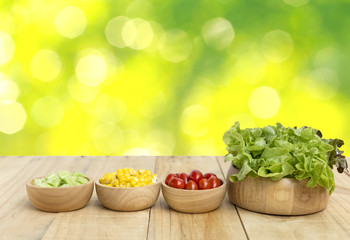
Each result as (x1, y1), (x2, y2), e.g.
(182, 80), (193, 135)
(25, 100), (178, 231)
(223, 122), (348, 194)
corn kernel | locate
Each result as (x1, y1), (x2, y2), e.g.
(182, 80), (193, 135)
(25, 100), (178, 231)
(100, 168), (157, 188)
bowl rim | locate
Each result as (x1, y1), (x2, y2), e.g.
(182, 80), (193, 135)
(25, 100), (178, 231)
(95, 178), (161, 190)
(161, 178), (226, 192)
(27, 176), (94, 190)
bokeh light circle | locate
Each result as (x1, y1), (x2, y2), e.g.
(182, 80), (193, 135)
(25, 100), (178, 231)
(0, 31), (15, 66)
(126, 0), (155, 19)
(105, 16), (129, 48)
(75, 54), (107, 87)
(0, 77), (19, 102)
(262, 30), (294, 63)
(92, 123), (124, 154)
(284, 0), (309, 7)
(248, 86), (280, 119)
(124, 147), (150, 156)
(306, 68), (339, 100)
(30, 49), (62, 81)
(68, 77), (99, 103)
(31, 96), (64, 127)
(54, 6), (87, 38)
(234, 52), (267, 84)
(202, 17), (235, 50)
(159, 29), (192, 63)
(0, 100), (26, 134)
(122, 18), (154, 50)
(226, 113), (256, 130)
(180, 104), (210, 137)
(94, 94), (127, 124)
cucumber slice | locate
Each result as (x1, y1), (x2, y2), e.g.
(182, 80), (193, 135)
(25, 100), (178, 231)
(61, 175), (78, 186)
(72, 172), (86, 178)
(38, 182), (53, 188)
(57, 170), (70, 180)
(77, 176), (89, 184)
(34, 171), (88, 187)
(46, 173), (60, 187)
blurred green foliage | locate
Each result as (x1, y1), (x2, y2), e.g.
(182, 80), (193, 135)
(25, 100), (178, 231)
(0, 0), (349, 156)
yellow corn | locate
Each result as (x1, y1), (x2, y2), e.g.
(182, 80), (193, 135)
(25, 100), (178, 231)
(99, 168), (157, 188)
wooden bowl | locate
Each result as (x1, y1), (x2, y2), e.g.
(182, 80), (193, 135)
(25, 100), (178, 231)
(226, 165), (329, 215)
(95, 180), (161, 211)
(26, 177), (94, 212)
(161, 179), (226, 213)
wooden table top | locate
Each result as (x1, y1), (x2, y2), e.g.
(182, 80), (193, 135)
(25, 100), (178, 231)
(1, 156), (349, 240)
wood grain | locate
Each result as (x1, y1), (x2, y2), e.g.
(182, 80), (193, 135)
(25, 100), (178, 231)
(148, 156), (247, 240)
(161, 179), (226, 213)
(43, 156), (156, 240)
(95, 179), (161, 211)
(218, 156), (350, 240)
(0, 156), (349, 240)
(0, 156), (93, 240)
(26, 177), (94, 212)
(226, 165), (329, 215)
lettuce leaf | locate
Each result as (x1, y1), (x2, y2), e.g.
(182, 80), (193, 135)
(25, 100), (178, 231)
(223, 122), (348, 194)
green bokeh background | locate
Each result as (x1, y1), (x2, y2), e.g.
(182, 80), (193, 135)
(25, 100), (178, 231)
(0, 0), (349, 155)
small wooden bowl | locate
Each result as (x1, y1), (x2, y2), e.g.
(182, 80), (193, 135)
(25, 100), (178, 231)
(95, 180), (161, 211)
(161, 179), (226, 213)
(226, 165), (329, 215)
(26, 177), (94, 212)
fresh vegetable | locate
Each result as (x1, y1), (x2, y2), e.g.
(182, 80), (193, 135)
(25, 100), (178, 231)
(198, 179), (210, 190)
(208, 176), (221, 188)
(179, 173), (189, 184)
(186, 180), (198, 190)
(99, 168), (157, 187)
(165, 170), (222, 190)
(223, 122), (348, 193)
(203, 173), (217, 179)
(189, 169), (204, 183)
(165, 173), (176, 185)
(33, 171), (89, 188)
(169, 177), (185, 189)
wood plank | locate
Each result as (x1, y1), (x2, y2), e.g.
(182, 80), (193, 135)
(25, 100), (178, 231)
(218, 156), (350, 240)
(148, 156), (247, 240)
(0, 156), (33, 188)
(0, 156), (93, 240)
(43, 156), (156, 240)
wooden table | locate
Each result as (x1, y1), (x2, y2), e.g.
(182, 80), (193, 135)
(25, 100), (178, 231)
(1, 156), (349, 240)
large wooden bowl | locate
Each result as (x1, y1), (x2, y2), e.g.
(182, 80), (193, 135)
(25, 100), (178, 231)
(162, 179), (226, 213)
(26, 177), (94, 212)
(95, 180), (161, 211)
(226, 165), (329, 215)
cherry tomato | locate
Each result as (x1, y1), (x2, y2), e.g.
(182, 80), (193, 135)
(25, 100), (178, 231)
(189, 169), (203, 183)
(175, 173), (181, 178)
(165, 173), (177, 185)
(203, 173), (217, 180)
(186, 180), (198, 190)
(198, 179), (210, 190)
(208, 176), (221, 188)
(168, 177), (185, 189)
(179, 173), (189, 184)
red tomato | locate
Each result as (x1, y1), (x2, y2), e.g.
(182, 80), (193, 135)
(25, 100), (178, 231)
(179, 173), (189, 184)
(198, 179), (210, 190)
(165, 173), (177, 185)
(168, 177), (185, 189)
(208, 176), (221, 188)
(186, 180), (198, 190)
(203, 173), (217, 180)
(189, 169), (203, 183)
(175, 173), (181, 178)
